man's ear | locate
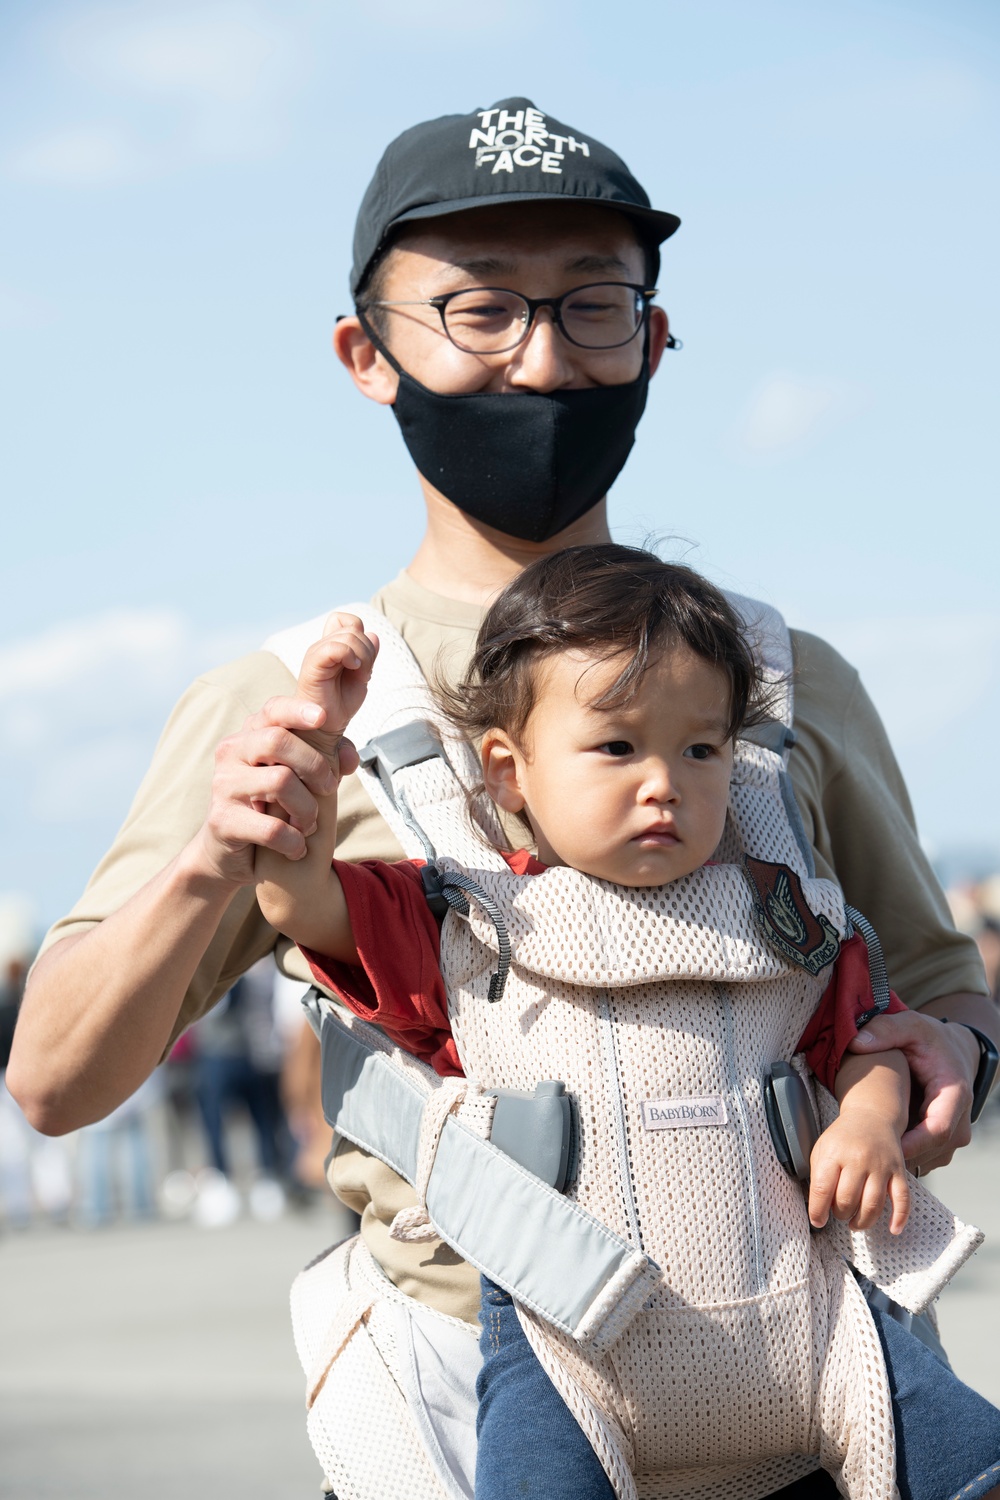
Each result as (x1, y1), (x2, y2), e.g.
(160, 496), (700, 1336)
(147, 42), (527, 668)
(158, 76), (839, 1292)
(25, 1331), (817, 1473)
(482, 730), (526, 815)
(333, 316), (400, 406)
(647, 306), (672, 376)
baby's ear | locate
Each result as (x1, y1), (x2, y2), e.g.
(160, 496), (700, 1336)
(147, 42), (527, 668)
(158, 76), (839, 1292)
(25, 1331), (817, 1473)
(481, 732), (525, 814)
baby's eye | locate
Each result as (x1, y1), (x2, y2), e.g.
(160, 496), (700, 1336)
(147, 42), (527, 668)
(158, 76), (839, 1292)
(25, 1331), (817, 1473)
(685, 743), (717, 761)
(600, 740), (633, 757)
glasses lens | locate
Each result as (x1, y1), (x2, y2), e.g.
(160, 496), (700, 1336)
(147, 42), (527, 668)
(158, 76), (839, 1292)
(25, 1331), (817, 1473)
(442, 289), (529, 353)
(560, 283), (644, 349)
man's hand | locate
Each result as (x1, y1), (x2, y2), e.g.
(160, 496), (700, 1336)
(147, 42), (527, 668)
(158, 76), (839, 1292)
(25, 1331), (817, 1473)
(188, 617), (379, 893)
(192, 697), (342, 887)
(847, 1007), (982, 1172)
(808, 1109), (910, 1235)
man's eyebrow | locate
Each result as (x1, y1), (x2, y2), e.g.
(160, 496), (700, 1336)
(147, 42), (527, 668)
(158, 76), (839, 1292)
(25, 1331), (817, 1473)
(441, 255), (517, 280)
(438, 250), (637, 283)
(563, 252), (634, 276)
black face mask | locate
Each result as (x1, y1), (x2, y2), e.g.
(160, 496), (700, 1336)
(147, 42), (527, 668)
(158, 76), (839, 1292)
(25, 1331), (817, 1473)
(363, 320), (650, 543)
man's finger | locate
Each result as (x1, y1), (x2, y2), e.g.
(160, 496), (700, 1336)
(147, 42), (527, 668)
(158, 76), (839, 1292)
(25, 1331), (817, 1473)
(209, 802), (308, 862)
(250, 694), (327, 732)
(847, 1012), (922, 1053)
(227, 722), (337, 796)
(337, 736), (360, 778)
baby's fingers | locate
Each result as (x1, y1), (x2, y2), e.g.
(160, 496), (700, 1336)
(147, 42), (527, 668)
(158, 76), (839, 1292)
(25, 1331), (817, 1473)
(807, 1155), (839, 1229)
(887, 1171), (911, 1236)
(301, 631), (375, 680)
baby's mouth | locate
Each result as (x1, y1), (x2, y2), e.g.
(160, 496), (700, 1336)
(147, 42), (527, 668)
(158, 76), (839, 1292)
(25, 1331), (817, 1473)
(632, 825), (680, 846)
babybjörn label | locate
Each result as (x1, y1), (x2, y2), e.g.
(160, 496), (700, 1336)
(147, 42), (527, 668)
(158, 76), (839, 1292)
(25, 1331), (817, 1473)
(640, 1096), (728, 1130)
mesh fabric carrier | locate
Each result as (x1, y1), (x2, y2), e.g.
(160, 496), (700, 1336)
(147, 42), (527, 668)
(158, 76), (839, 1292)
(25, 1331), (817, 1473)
(267, 603), (982, 1500)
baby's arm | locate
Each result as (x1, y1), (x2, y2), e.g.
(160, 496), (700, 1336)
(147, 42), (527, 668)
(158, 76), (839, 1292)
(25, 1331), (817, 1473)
(807, 1046), (911, 1236)
(255, 614), (379, 961)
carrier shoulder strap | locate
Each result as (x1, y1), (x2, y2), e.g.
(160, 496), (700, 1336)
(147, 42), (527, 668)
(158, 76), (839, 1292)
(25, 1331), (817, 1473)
(724, 591), (795, 762)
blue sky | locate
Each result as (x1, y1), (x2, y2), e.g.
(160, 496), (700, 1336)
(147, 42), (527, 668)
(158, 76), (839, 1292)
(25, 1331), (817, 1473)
(1, 0), (999, 931)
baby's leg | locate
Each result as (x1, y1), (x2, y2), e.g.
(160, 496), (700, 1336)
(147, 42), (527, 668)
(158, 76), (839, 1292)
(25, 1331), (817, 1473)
(475, 1277), (615, 1500)
(868, 1300), (1000, 1500)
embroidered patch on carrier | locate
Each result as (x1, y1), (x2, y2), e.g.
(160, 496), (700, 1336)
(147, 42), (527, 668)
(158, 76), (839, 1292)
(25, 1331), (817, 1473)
(641, 1097), (728, 1130)
(743, 856), (841, 976)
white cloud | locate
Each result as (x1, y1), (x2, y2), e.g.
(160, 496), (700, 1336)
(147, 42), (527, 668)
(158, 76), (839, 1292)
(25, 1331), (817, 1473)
(60, 1), (299, 164)
(733, 373), (864, 457)
(0, 283), (56, 329)
(5, 124), (143, 185)
(0, 609), (269, 825)
(61, 1), (297, 102)
(0, 609), (187, 700)
(5, 3), (303, 186)
(32, 732), (155, 824)
(365, 0), (526, 27)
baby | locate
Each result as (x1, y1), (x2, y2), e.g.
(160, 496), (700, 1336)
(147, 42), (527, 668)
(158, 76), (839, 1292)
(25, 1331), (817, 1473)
(257, 545), (1000, 1500)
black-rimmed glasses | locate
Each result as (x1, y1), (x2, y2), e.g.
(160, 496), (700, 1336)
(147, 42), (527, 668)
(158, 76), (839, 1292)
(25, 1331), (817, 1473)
(366, 282), (659, 354)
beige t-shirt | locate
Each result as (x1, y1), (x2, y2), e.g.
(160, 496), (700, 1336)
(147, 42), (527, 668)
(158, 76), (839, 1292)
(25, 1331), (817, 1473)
(39, 570), (987, 1320)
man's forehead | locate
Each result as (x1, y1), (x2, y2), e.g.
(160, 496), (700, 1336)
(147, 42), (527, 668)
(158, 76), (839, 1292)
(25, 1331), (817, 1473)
(386, 202), (646, 283)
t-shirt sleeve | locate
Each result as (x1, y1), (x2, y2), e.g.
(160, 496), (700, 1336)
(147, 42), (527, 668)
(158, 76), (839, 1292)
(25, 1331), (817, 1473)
(796, 933), (908, 1093)
(302, 860), (461, 1078)
(788, 630), (988, 1006)
(34, 652), (298, 1051)
(34, 649), (409, 1054)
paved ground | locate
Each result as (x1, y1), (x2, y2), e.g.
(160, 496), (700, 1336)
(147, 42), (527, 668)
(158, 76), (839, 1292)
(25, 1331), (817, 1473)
(1, 1117), (998, 1500)
(0, 1201), (355, 1500)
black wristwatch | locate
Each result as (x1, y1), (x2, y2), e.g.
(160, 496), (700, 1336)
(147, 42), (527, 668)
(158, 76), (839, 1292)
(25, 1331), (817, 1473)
(942, 1019), (1000, 1123)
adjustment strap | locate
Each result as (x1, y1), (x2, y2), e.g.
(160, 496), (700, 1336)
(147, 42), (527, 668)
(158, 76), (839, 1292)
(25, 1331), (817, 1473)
(319, 1004), (660, 1351)
(844, 905), (892, 1023)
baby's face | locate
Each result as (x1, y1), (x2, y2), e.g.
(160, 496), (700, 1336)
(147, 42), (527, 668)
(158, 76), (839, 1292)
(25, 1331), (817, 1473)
(483, 644), (735, 886)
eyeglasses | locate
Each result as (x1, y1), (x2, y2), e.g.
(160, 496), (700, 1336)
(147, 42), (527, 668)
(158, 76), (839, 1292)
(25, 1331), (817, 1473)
(366, 281), (659, 354)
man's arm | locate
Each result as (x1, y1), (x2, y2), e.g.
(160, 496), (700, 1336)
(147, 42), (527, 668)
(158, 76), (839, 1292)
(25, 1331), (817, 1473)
(789, 629), (994, 1170)
(7, 686), (338, 1134)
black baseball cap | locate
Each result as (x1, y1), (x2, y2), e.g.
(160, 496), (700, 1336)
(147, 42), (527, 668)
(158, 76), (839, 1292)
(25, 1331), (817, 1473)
(351, 96), (681, 298)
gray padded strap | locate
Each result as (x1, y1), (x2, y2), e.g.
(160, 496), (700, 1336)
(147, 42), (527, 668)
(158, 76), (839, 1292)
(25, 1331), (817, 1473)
(319, 1001), (660, 1351)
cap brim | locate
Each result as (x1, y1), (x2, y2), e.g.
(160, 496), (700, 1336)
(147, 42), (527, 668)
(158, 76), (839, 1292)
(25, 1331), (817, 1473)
(391, 193), (681, 245)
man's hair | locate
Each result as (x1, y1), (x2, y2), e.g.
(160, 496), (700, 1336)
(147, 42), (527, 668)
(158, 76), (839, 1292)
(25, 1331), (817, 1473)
(438, 544), (775, 749)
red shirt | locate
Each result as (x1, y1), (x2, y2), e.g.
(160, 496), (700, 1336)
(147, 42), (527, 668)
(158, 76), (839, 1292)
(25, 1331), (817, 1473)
(303, 856), (904, 1091)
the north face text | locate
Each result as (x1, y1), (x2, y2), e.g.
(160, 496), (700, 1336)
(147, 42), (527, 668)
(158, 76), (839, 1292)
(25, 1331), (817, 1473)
(469, 106), (591, 176)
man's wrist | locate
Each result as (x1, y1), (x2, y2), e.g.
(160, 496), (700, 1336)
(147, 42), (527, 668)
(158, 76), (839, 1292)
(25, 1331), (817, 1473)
(942, 1019), (1000, 1122)
(177, 833), (251, 901)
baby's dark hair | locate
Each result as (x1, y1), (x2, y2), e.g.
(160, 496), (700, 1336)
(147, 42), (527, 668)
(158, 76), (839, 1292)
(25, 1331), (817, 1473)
(438, 543), (774, 746)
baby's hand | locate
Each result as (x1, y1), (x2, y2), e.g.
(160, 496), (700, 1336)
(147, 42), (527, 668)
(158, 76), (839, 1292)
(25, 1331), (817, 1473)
(295, 613), (379, 763)
(807, 1109), (911, 1236)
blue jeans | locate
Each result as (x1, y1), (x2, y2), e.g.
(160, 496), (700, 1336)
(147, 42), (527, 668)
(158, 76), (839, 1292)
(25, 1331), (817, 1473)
(475, 1278), (1000, 1500)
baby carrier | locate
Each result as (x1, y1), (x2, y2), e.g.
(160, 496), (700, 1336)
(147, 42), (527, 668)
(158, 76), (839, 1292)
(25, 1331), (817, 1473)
(264, 602), (982, 1500)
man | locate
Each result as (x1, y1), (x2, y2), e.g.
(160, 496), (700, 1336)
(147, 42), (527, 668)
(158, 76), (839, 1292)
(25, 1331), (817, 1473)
(8, 96), (997, 1494)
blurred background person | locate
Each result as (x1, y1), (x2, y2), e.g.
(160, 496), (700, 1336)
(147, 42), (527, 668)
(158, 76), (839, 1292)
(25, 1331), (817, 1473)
(73, 1070), (161, 1229)
(190, 956), (295, 1225)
